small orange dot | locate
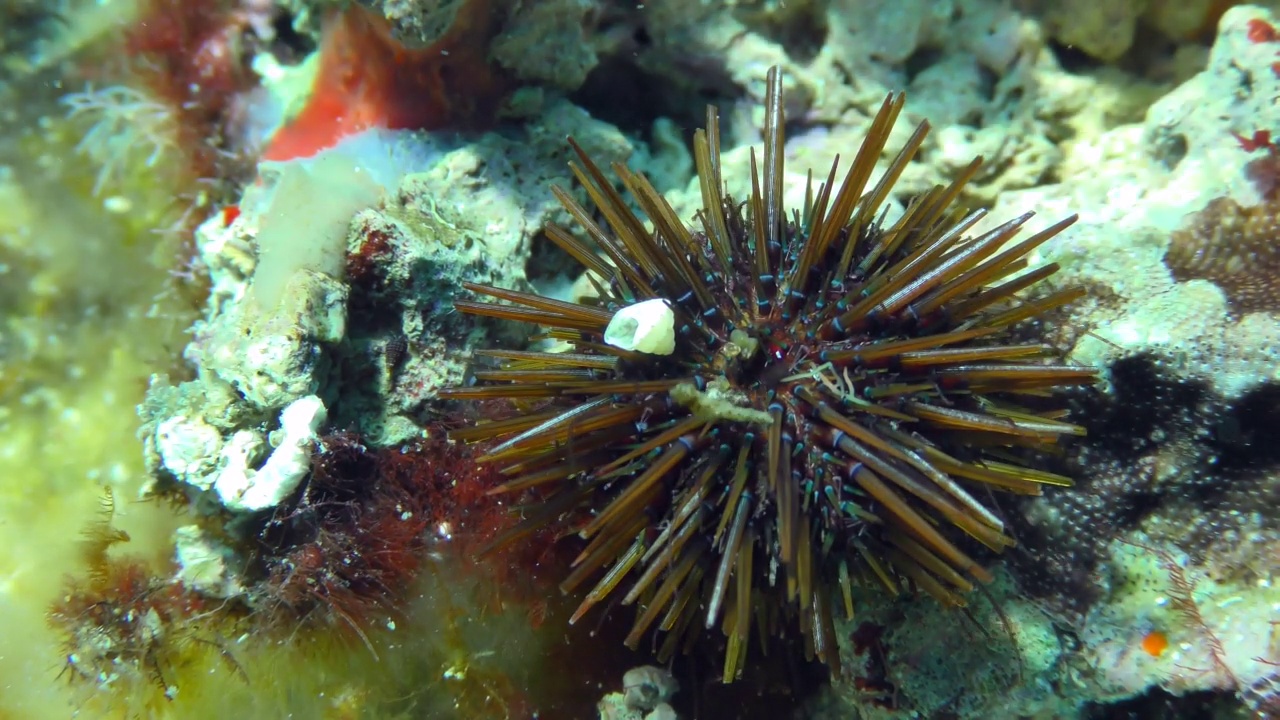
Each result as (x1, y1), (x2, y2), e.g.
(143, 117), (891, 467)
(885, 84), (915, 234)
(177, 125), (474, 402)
(1141, 630), (1168, 657)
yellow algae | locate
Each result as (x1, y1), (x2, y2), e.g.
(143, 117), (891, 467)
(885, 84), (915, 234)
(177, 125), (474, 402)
(0, 74), (197, 720)
(37, 541), (558, 720)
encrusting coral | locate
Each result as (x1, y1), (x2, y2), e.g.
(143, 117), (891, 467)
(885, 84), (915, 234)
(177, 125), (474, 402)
(1164, 195), (1280, 316)
(444, 65), (1096, 681)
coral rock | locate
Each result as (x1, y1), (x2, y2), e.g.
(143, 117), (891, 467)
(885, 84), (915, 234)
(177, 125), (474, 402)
(1165, 195), (1280, 315)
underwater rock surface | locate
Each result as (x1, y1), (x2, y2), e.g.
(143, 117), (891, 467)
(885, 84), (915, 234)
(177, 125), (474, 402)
(2, 0), (1279, 718)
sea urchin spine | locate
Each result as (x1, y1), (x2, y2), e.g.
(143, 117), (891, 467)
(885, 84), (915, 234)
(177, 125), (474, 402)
(442, 67), (1096, 681)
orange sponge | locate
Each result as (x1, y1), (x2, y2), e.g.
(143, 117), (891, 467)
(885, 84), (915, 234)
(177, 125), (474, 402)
(263, 2), (510, 161)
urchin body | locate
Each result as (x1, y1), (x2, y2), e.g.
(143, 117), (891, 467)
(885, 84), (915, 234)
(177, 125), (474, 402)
(444, 67), (1094, 679)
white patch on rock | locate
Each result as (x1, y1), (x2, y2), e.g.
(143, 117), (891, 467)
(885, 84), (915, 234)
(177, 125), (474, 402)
(154, 416), (224, 489)
(214, 395), (325, 511)
(173, 525), (242, 597)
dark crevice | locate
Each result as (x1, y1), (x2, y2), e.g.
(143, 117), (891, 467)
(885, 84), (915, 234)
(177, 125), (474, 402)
(1075, 355), (1208, 461)
(903, 47), (946, 83)
(268, 8), (316, 62)
(1084, 687), (1240, 719)
(731, 0), (829, 64)
(1210, 382), (1280, 474)
(1047, 40), (1100, 74)
(570, 54), (737, 148)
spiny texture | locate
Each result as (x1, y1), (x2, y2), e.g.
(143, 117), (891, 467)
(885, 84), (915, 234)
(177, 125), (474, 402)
(443, 67), (1095, 679)
(1165, 196), (1280, 316)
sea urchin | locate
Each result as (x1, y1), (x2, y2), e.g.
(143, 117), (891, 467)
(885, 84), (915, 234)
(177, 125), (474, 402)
(442, 67), (1096, 680)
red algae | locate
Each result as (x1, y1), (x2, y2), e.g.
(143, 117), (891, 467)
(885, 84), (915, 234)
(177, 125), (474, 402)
(124, 0), (258, 180)
(256, 430), (562, 635)
(47, 495), (241, 704)
(258, 432), (428, 633)
(345, 222), (396, 294)
(249, 429), (574, 718)
(126, 0), (250, 112)
(50, 561), (213, 685)
(263, 1), (511, 161)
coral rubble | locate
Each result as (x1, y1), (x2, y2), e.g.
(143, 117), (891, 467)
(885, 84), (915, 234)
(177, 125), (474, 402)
(598, 665), (680, 720)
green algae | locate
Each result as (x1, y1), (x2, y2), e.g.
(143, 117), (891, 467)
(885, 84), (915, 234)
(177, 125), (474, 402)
(0, 102), (571, 715)
(0, 81), (200, 720)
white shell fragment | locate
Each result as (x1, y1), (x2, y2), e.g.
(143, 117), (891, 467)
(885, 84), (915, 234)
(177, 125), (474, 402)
(214, 395), (327, 512)
(604, 298), (676, 355)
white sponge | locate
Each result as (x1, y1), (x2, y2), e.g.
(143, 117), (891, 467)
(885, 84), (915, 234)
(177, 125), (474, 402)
(604, 298), (676, 355)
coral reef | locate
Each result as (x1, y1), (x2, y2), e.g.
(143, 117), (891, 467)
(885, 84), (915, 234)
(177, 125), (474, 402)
(1030, 0), (1242, 62)
(490, 0), (602, 90)
(819, 573), (1076, 718)
(117, 3), (674, 713)
(11, 0), (1280, 717)
(300, 0), (605, 91)
(807, 5), (1280, 717)
(990, 6), (1280, 403)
